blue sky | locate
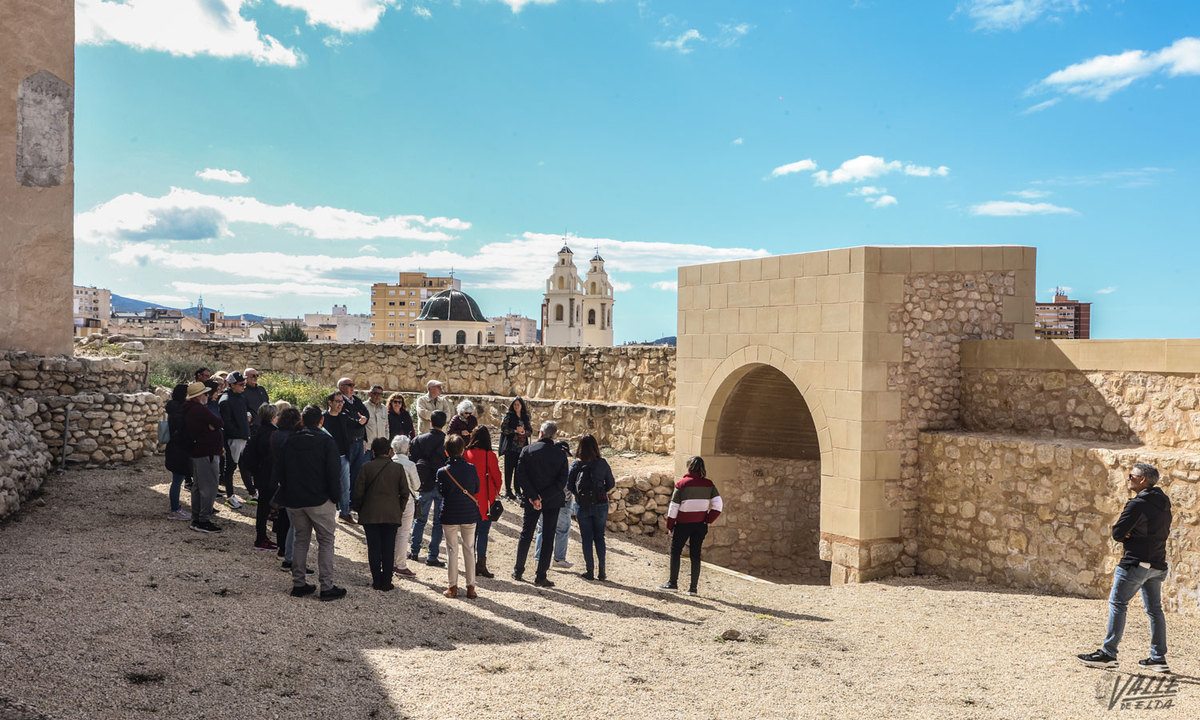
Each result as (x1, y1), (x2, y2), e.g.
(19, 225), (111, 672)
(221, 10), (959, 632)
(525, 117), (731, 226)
(74, 0), (1200, 341)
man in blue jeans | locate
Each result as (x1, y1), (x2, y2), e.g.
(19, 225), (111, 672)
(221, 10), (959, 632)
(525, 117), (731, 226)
(1078, 463), (1172, 673)
(409, 410), (448, 567)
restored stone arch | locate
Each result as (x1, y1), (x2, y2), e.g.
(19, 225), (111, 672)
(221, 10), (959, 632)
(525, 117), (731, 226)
(675, 246), (1037, 584)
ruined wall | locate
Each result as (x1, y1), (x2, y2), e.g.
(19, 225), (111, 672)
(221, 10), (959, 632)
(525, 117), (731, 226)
(142, 340), (675, 407)
(0, 394), (55, 520)
(918, 431), (1200, 615)
(1, 352), (148, 396)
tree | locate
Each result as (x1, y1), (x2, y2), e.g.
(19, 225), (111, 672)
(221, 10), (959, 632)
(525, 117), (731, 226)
(260, 322), (309, 342)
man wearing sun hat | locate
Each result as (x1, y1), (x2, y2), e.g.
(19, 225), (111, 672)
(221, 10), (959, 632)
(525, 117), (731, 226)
(183, 381), (224, 534)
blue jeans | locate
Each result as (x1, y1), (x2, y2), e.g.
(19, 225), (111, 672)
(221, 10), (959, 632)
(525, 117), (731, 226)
(1103, 563), (1168, 660)
(475, 519), (492, 559)
(169, 472), (187, 512)
(347, 439), (366, 496)
(536, 504), (572, 562)
(576, 502), (608, 575)
(338, 456), (351, 515)
(410, 488), (444, 560)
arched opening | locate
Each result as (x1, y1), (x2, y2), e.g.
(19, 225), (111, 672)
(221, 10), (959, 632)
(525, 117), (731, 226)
(431, 330), (441, 344)
(555, 304), (564, 321)
(587, 309), (596, 325)
(476, 331), (482, 344)
(557, 276), (565, 290)
(704, 364), (828, 584)
(455, 330), (466, 345)
(590, 281), (596, 294)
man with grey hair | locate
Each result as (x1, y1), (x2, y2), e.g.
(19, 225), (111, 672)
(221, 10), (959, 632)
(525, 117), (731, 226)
(1078, 462), (1172, 672)
(415, 379), (454, 435)
(512, 421), (569, 587)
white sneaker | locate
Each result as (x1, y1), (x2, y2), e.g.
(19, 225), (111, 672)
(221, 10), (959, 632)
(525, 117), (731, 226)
(224, 495), (244, 509)
(553, 559), (573, 568)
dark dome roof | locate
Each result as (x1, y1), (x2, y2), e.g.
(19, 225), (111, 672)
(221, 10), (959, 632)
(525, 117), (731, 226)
(591, 252), (604, 261)
(559, 244), (573, 254)
(415, 288), (487, 323)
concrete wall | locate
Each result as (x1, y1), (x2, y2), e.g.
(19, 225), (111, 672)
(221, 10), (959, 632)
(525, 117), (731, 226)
(142, 340), (675, 407)
(918, 431), (1200, 615)
(0, 0), (74, 355)
(962, 339), (1200, 448)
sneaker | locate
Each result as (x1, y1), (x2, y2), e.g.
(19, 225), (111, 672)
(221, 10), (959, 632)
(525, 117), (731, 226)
(533, 577), (556, 588)
(684, 589), (698, 597)
(1138, 657), (1171, 673)
(1077, 650), (1118, 669)
(338, 513), (356, 524)
(511, 571), (524, 582)
(190, 521), (221, 534)
(657, 582), (678, 592)
(319, 585), (347, 601)
(579, 571), (595, 581)
(224, 495), (244, 509)
(407, 551), (420, 561)
(553, 558), (573, 569)
(245, 496), (259, 506)
(426, 558), (446, 568)
(167, 510), (190, 521)
(290, 583), (316, 597)
(280, 562), (314, 574)
(254, 538), (279, 552)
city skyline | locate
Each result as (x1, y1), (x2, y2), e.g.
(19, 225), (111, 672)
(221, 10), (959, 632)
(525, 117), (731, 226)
(73, 1), (1200, 342)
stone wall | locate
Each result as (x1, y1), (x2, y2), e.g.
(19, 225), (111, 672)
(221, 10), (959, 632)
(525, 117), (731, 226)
(705, 456), (826, 581)
(606, 471), (674, 538)
(917, 431), (1200, 614)
(0, 394), (55, 520)
(142, 340), (675, 407)
(1, 352), (149, 396)
(395, 392), (674, 454)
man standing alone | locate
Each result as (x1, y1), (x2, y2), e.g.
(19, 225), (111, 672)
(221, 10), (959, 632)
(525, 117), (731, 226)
(1078, 463), (1172, 672)
(274, 405), (346, 601)
(512, 421), (569, 588)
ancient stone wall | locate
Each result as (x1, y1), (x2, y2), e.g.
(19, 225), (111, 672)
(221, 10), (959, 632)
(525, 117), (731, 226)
(1, 352), (148, 396)
(606, 470), (674, 538)
(142, 340), (675, 407)
(918, 431), (1200, 614)
(0, 394), (55, 520)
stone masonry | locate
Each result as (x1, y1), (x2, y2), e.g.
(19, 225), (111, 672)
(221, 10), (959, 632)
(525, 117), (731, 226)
(0, 393), (55, 520)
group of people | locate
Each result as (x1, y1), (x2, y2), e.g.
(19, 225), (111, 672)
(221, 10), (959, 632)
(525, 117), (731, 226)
(163, 372), (726, 600)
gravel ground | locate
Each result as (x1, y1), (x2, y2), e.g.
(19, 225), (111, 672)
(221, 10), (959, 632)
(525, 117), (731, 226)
(3, 455), (1200, 720)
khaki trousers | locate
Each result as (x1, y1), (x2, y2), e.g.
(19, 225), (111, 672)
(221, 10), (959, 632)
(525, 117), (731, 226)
(443, 523), (477, 587)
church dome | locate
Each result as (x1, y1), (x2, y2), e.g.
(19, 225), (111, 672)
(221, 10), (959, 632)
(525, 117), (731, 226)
(415, 288), (487, 323)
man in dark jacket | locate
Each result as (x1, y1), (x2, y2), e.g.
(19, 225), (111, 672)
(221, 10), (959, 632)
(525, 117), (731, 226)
(1078, 463), (1172, 672)
(337, 376), (371, 500)
(218, 371), (253, 504)
(183, 382), (223, 534)
(512, 421), (569, 587)
(273, 405), (346, 601)
(323, 392), (354, 522)
(408, 410), (449, 566)
(239, 368), (270, 498)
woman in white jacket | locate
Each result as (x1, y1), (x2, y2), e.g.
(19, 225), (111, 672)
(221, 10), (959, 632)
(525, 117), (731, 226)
(390, 434), (422, 578)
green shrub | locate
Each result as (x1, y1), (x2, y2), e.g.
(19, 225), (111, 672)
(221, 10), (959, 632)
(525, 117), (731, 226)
(260, 322), (309, 342)
(148, 352), (220, 389)
(259, 372), (332, 410)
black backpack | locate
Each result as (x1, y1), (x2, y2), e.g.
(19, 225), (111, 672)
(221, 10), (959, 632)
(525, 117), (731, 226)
(574, 462), (605, 507)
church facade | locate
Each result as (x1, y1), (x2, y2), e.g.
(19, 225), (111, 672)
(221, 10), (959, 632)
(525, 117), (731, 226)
(541, 245), (614, 347)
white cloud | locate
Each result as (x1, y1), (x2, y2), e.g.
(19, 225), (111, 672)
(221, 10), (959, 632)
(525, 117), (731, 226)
(957, 0), (1084, 32)
(359, 244), (380, 253)
(655, 29), (704, 54)
(715, 22), (753, 48)
(732, 137), (744, 145)
(1036, 37), (1200, 100)
(652, 281), (678, 292)
(272, 0), (399, 33)
(769, 159), (818, 178)
(1008, 189), (1050, 199)
(871, 195), (898, 208)
(77, 187), (470, 245)
(139, 294), (191, 306)
(173, 281), (362, 299)
(414, 6), (432, 18)
(1032, 167), (1171, 188)
(498, 0), (563, 12)
(848, 186), (886, 197)
(610, 280), (634, 292)
(813, 155), (899, 185)
(970, 200), (1079, 216)
(903, 163), (950, 178)
(196, 168), (251, 184)
(76, 0), (303, 66)
(1022, 98), (1061, 114)
(1096, 286), (1118, 294)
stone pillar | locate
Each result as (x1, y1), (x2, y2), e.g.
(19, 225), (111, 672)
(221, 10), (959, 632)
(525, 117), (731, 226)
(0, 0), (74, 355)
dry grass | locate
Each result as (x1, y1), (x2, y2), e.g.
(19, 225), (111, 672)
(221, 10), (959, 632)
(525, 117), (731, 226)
(3, 455), (1200, 719)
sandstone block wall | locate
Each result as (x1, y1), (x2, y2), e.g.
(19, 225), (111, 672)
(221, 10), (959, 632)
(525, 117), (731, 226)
(0, 394), (55, 520)
(1, 352), (149, 396)
(606, 471), (675, 538)
(142, 340), (675, 407)
(918, 431), (1200, 614)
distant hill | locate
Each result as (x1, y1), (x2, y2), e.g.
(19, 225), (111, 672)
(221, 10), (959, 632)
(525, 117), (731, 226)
(623, 336), (676, 346)
(110, 294), (264, 323)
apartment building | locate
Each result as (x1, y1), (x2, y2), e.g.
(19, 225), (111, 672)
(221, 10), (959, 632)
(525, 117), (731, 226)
(1035, 289), (1092, 339)
(73, 285), (111, 336)
(369, 272), (461, 343)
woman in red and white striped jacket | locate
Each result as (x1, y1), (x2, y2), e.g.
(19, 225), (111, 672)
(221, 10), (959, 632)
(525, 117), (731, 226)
(659, 456), (723, 597)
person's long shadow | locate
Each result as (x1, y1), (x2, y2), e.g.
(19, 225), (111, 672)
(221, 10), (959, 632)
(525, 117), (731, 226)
(604, 579), (832, 623)
(486, 514), (634, 557)
(403, 576), (591, 640)
(533, 583), (702, 625)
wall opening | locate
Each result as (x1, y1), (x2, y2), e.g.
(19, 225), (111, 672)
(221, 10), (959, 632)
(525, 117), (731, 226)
(706, 364), (828, 584)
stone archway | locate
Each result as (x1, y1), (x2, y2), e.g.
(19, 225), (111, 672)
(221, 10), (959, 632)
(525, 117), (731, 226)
(700, 362), (830, 582)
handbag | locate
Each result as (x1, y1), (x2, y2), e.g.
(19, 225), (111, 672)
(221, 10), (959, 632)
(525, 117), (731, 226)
(157, 417), (170, 445)
(488, 499), (504, 522)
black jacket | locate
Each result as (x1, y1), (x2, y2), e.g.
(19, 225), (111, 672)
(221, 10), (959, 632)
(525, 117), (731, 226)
(568, 458), (616, 506)
(339, 394), (370, 442)
(164, 399), (191, 476)
(1112, 486), (1172, 570)
(498, 410), (532, 456)
(246, 422), (277, 489)
(218, 390), (251, 440)
(243, 385), (270, 430)
(436, 457), (481, 525)
(273, 427), (341, 509)
(323, 411), (351, 456)
(515, 438), (569, 509)
(409, 429), (447, 493)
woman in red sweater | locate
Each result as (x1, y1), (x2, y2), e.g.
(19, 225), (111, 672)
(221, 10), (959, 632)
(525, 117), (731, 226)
(464, 426), (502, 579)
